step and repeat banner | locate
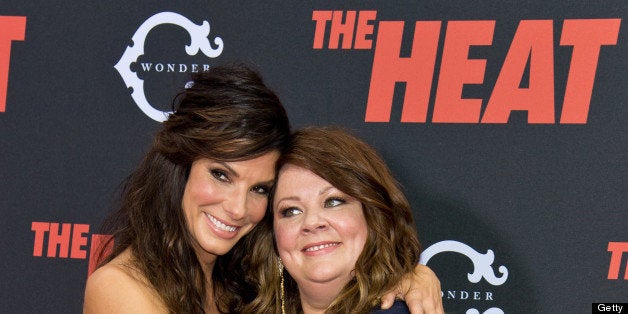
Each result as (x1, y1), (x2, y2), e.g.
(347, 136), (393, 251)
(0, 1), (625, 313)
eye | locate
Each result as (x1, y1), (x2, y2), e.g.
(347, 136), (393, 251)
(251, 185), (271, 195)
(279, 207), (303, 218)
(211, 169), (230, 182)
(324, 197), (345, 208)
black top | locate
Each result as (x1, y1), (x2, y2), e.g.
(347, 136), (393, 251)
(371, 300), (410, 313)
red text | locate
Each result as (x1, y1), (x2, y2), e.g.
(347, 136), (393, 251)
(607, 242), (628, 280)
(365, 19), (620, 123)
(0, 16), (26, 112)
(31, 222), (112, 275)
(312, 10), (377, 49)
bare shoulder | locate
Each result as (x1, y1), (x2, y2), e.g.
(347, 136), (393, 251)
(83, 249), (167, 313)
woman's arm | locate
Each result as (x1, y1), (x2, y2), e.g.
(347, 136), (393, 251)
(380, 264), (444, 314)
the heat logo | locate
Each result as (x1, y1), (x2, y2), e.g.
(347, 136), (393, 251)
(0, 16), (26, 113)
(607, 242), (628, 280)
(312, 11), (621, 124)
(31, 222), (112, 275)
(420, 240), (509, 314)
(114, 12), (224, 122)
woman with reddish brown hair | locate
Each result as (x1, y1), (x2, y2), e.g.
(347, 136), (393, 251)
(244, 127), (439, 313)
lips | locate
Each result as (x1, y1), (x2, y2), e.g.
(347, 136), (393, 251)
(303, 242), (340, 252)
(205, 213), (238, 232)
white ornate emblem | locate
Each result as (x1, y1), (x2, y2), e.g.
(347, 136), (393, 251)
(420, 240), (509, 285)
(467, 308), (505, 314)
(114, 12), (224, 122)
(420, 240), (509, 313)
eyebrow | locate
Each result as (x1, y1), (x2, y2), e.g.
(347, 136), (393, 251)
(258, 179), (276, 187)
(217, 162), (240, 178)
(275, 196), (299, 204)
(318, 186), (334, 196)
(218, 161), (275, 186)
(275, 185), (335, 205)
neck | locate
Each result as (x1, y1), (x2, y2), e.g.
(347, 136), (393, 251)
(298, 280), (346, 314)
(199, 257), (216, 278)
(197, 252), (218, 312)
(194, 245), (218, 276)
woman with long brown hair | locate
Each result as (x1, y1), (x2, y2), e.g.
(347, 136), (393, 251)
(84, 64), (291, 313)
(83, 65), (442, 313)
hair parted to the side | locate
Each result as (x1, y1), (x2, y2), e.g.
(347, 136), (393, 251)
(242, 126), (422, 314)
(95, 63), (291, 314)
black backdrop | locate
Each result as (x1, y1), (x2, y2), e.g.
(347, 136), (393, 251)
(0, 1), (625, 313)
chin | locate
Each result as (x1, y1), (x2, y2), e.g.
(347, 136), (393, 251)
(304, 269), (343, 283)
(198, 240), (235, 257)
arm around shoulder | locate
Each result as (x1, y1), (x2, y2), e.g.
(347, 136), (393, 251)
(380, 264), (444, 314)
(83, 264), (167, 314)
(403, 264), (443, 314)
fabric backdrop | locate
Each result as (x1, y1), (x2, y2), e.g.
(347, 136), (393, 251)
(0, 1), (625, 313)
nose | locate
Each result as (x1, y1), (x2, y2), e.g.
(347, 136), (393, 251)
(301, 209), (328, 233)
(223, 189), (247, 221)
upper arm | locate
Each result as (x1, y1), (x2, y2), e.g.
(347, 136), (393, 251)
(83, 265), (167, 314)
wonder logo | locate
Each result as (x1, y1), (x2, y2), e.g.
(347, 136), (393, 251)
(420, 240), (509, 314)
(114, 12), (224, 122)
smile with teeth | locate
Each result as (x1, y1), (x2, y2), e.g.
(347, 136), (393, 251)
(304, 242), (340, 252)
(207, 214), (238, 232)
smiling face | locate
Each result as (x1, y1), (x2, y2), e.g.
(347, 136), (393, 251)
(182, 151), (280, 265)
(273, 164), (368, 288)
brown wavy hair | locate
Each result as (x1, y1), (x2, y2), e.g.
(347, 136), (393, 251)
(242, 126), (422, 313)
(95, 64), (291, 313)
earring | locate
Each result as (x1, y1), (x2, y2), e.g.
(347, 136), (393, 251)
(278, 259), (285, 314)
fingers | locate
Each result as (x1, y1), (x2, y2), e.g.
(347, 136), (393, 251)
(435, 295), (444, 314)
(404, 287), (425, 314)
(404, 286), (444, 314)
(384, 264), (445, 313)
(403, 264), (444, 314)
(379, 291), (396, 309)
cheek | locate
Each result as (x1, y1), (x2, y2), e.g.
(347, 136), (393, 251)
(247, 199), (268, 223)
(339, 214), (368, 249)
(185, 177), (220, 205)
(274, 221), (296, 252)
(181, 182), (197, 217)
